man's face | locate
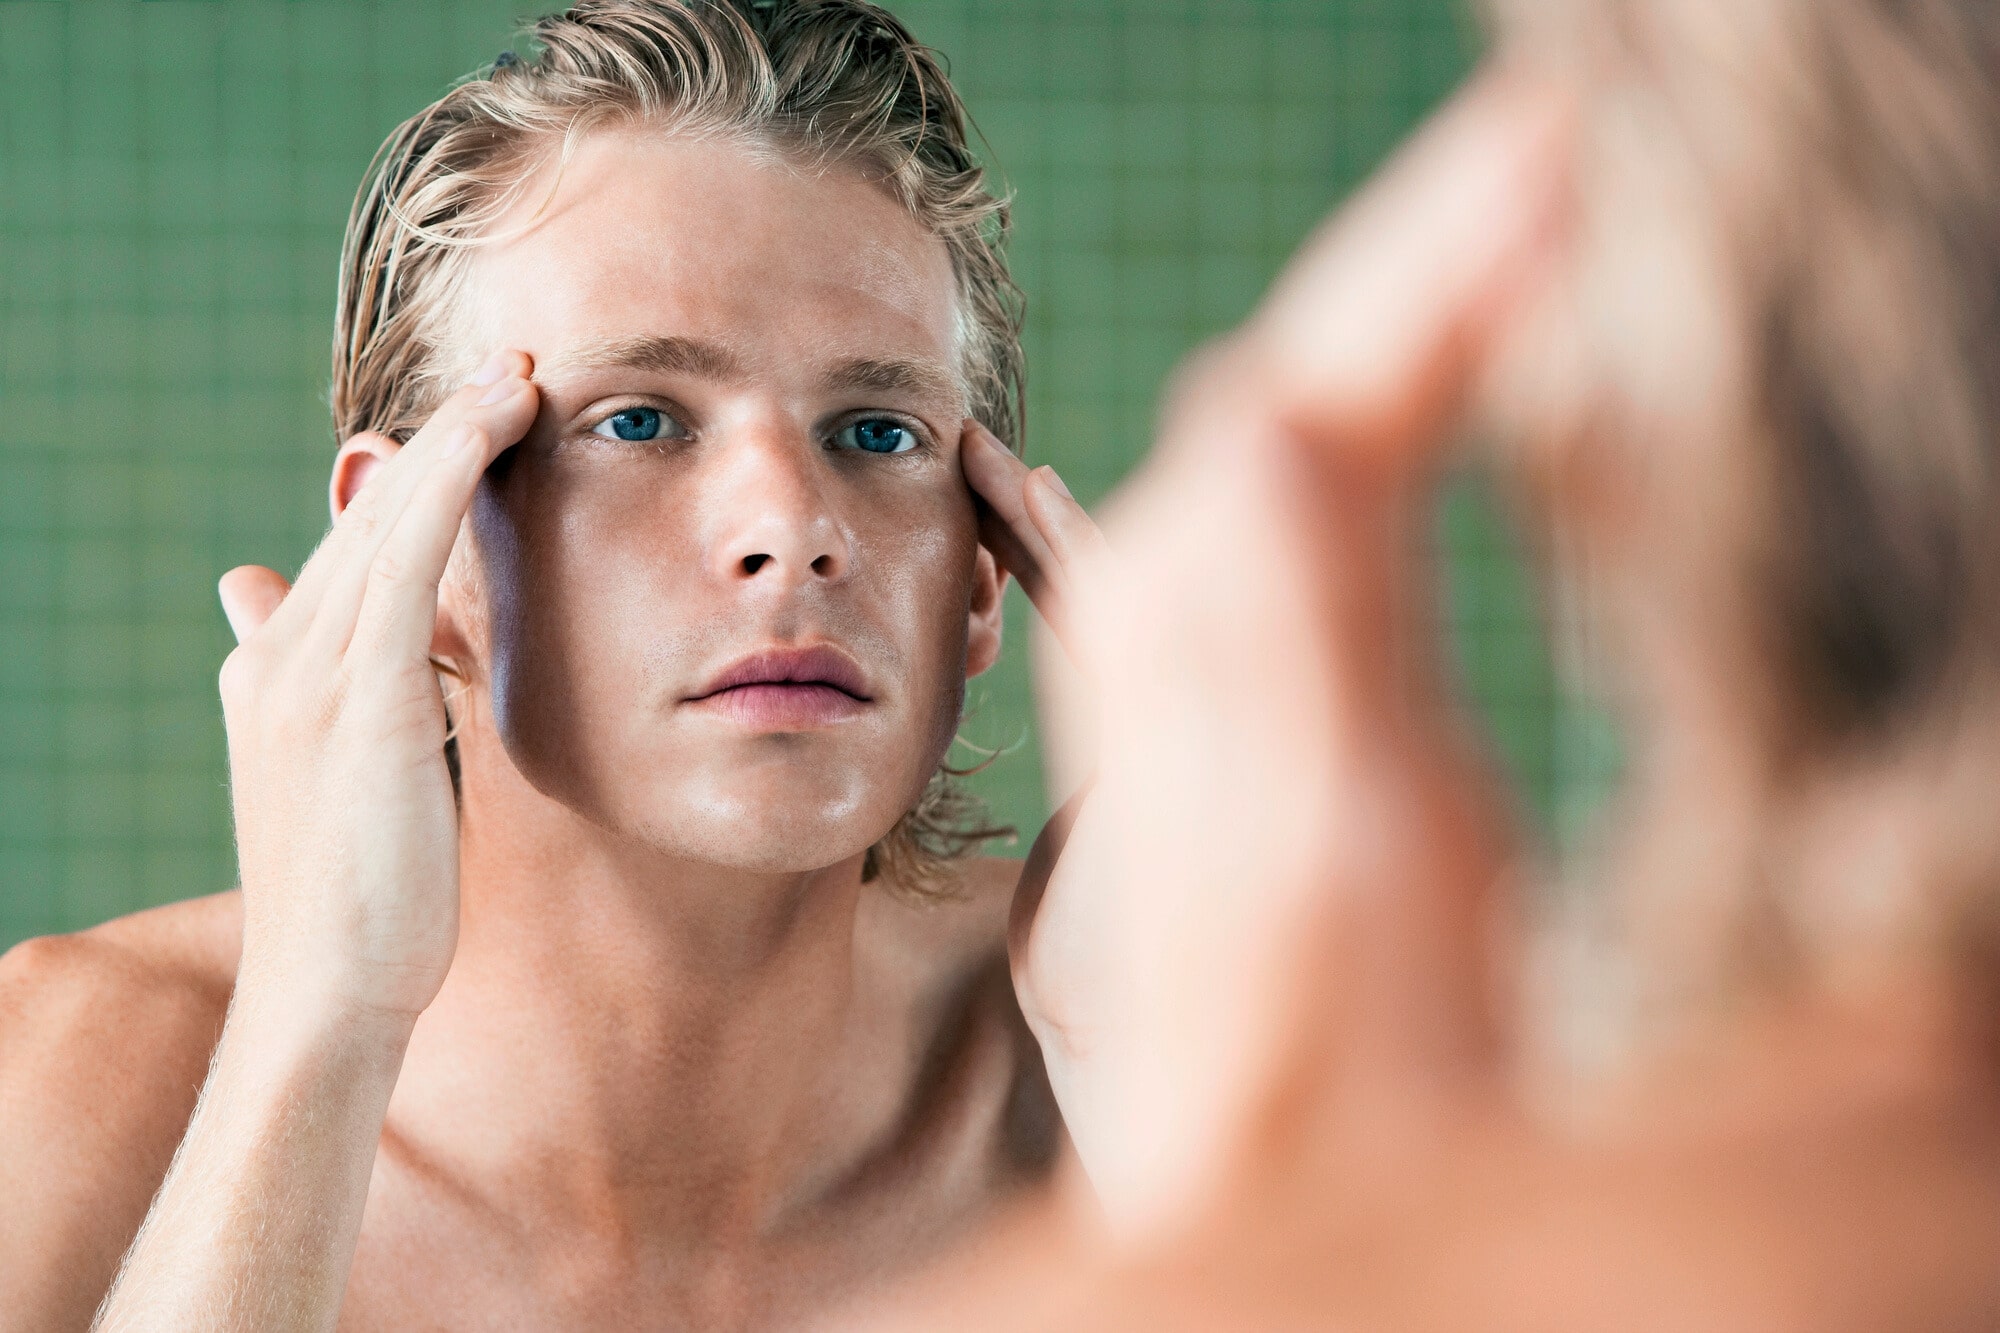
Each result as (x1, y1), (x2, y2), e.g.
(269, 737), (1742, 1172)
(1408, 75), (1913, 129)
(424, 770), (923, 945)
(445, 127), (1002, 871)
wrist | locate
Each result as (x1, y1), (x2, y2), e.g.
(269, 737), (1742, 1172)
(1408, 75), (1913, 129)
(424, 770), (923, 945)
(234, 924), (444, 1032)
(223, 972), (420, 1073)
(99, 944), (417, 1333)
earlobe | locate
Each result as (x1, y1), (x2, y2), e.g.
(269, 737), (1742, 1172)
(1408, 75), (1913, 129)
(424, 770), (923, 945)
(965, 544), (1008, 678)
(329, 431), (403, 520)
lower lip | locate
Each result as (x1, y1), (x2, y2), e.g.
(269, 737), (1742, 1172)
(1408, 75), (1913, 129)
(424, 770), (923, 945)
(689, 683), (869, 729)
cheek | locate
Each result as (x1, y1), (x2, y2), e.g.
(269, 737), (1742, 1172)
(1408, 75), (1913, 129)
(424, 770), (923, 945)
(868, 482), (979, 682)
(885, 490), (982, 782)
(466, 451), (982, 837)
(467, 462), (712, 786)
(467, 468), (585, 779)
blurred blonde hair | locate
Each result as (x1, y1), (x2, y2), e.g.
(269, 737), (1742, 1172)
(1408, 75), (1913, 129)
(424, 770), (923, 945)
(332, 0), (1022, 894)
(1492, 0), (2000, 1009)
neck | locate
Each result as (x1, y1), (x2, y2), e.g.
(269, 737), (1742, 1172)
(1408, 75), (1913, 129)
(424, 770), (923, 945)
(383, 724), (901, 1241)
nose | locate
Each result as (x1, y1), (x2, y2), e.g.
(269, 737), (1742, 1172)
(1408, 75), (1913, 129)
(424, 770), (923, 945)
(705, 425), (853, 588)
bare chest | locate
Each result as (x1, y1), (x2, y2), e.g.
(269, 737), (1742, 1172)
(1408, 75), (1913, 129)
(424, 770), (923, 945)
(337, 1171), (1029, 1332)
(335, 1095), (1057, 1330)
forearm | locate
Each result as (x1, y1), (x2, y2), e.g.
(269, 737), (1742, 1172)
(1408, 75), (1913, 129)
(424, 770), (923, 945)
(1014, 793), (1228, 1242)
(94, 991), (412, 1333)
(1034, 1024), (1223, 1244)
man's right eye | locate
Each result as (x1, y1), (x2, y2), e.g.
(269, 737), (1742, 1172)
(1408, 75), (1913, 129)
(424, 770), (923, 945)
(591, 407), (673, 442)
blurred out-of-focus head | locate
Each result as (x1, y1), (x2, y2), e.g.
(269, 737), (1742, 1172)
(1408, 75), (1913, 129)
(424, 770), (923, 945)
(1486, 0), (2000, 998)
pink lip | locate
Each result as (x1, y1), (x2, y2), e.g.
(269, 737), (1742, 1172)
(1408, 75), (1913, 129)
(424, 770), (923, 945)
(686, 646), (873, 730)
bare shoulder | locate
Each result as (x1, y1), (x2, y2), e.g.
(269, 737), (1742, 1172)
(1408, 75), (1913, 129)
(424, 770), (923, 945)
(0, 891), (241, 1331)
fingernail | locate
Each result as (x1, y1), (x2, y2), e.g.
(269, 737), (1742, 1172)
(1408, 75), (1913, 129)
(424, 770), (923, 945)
(470, 352), (510, 387)
(1038, 466), (1074, 500)
(476, 377), (518, 406)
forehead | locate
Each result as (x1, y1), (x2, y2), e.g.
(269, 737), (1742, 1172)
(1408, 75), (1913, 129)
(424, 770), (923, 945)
(458, 126), (961, 382)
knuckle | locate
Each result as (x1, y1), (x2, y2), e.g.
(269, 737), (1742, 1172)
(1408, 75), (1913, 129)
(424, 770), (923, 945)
(338, 489), (383, 539)
(218, 642), (355, 760)
(369, 545), (415, 590)
(456, 421), (492, 456)
(267, 673), (342, 745)
(300, 677), (350, 737)
(218, 644), (265, 704)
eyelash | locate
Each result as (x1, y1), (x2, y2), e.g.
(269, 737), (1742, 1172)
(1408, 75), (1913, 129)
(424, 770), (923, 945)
(580, 400), (688, 447)
(826, 412), (932, 457)
(576, 402), (934, 456)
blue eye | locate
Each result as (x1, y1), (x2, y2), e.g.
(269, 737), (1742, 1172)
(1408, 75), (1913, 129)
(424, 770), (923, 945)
(592, 407), (667, 442)
(834, 418), (917, 454)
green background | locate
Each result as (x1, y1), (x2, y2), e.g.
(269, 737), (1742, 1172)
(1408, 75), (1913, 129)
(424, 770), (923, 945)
(0, 0), (1592, 952)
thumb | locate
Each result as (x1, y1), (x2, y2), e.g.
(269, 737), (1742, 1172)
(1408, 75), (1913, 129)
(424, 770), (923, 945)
(218, 565), (292, 644)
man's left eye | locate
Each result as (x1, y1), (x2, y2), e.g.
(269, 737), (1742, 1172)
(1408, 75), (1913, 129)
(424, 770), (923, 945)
(833, 418), (918, 454)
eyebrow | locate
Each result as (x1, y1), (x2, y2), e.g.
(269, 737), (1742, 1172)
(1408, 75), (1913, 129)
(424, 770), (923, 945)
(541, 335), (962, 407)
(818, 356), (964, 405)
(543, 334), (744, 382)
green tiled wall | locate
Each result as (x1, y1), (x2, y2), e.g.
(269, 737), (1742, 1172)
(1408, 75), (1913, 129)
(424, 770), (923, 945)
(0, 0), (1570, 951)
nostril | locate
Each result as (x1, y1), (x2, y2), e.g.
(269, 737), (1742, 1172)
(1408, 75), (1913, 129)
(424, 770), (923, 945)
(810, 554), (835, 577)
(742, 553), (772, 575)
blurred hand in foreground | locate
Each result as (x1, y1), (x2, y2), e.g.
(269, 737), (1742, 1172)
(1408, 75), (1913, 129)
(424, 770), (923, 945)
(844, 57), (2000, 1333)
(974, 67), (1564, 1242)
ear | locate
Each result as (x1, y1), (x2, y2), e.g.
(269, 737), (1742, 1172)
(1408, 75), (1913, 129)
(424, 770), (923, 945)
(329, 431), (478, 668)
(329, 430), (401, 520)
(965, 542), (1008, 679)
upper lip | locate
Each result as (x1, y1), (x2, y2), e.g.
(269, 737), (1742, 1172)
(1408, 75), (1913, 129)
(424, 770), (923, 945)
(689, 645), (873, 702)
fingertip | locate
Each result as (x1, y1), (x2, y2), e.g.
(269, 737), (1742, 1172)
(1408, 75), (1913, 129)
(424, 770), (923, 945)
(217, 565), (289, 643)
(959, 419), (991, 456)
(474, 374), (531, 408)
(218, 564), (272, 597)
(470, 347), (532, 387)
(1034, 466), (1075, 502)
(960, 422), (1024, 492)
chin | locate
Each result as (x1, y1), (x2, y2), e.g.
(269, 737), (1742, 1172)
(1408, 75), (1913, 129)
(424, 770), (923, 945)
(619, 773), (915, 875)
(653, 815), (891, 875)
(505, 722), (951, 874)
